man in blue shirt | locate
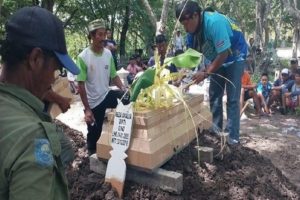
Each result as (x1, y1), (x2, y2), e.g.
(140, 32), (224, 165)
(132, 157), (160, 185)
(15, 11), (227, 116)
(176, 1), (248, 144)
(270, 68), (294, 113)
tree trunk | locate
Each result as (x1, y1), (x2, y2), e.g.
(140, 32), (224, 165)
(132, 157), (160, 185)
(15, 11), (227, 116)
(110, 13), (116, 40)
(264, 25), (269, 48)
(273, 20), (281, 48)
(281, 0), (300, 20)
(140, 0), (157, 31)
(158, 0), (169, 35)
(292, 26), (299, 58)
(264, 1), (271, 49)
(134, 32), (138, 50)
(255, 0), (269, 49)
(141, 0), (170, 35)
(259, 1), (266, 48)
(119, 2), (130, 59)
(255, 1), (263, 48)
(272, 2), (283, 49)
(110, 2), (120, 40)
(117, 26), (120, 42)
(281, 0), (300, 57)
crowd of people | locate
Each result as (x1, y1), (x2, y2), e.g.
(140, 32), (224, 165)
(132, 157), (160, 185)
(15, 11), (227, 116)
(241, 60), (300, 116)
(1, 1), (300, 199)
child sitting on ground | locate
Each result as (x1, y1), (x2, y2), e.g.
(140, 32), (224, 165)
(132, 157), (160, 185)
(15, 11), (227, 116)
(240, 67), (261, 116)
(283, 68), (300, 112)
(126, 55), (143, 85)
(256, 73), (272, 115)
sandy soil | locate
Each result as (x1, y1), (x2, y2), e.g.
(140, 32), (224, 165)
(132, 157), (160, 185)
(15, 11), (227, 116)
(240, 113), (300, 189)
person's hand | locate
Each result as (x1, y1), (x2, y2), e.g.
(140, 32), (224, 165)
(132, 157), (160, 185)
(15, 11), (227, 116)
(84, 109), (95, 125)
(57, 97), (72, 113)
(192, 71), (207, 84)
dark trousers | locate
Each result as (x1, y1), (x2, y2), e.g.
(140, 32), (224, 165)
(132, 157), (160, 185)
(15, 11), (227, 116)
(87, 90), (124, 150)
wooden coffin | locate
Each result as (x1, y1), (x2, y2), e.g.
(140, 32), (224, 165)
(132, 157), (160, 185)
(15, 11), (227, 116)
(97, 94), (212, 171)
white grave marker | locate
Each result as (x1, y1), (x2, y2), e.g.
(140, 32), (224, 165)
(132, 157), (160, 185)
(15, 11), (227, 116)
(105, 100), (133, 198)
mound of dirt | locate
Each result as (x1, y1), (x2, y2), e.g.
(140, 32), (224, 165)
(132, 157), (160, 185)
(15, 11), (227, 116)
(56, 121), (300, 200)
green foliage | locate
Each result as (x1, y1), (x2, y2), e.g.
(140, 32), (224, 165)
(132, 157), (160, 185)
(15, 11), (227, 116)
(250, 70), (261, 85)
(164, 48), (202, 69)
(130, 68), (156, 102)
(0, 0), (298, 60)
(65, 31), (88, 59)
(0, 0), (37, 37)
(280, 59), (290, 68)
(203, 0), (256, 34)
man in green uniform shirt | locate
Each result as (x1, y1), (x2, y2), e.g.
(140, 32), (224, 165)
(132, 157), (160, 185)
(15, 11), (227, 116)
(0, 6), (80, 200)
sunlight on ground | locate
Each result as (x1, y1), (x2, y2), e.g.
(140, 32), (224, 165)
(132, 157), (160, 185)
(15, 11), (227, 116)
(56, 100), (88, 136)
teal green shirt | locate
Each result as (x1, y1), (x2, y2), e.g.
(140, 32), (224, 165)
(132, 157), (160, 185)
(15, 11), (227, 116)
(0, 83), (69, 200)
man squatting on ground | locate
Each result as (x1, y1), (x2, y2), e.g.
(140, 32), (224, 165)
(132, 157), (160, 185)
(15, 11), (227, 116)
(0, 6), (80, 199)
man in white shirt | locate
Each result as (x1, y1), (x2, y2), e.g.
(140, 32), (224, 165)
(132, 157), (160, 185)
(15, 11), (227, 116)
(76, 19), (126, 155)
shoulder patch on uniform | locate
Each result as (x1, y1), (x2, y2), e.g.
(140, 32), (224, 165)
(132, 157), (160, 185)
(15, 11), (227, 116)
(35, 139), (54, 167)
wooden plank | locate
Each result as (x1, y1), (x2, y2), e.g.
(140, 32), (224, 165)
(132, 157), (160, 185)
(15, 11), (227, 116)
(100, 113), (205, 154)
(107, 95), (204, 129)
(104, 105), (211, 141)
(107, 100), (201, 127)
(104, 103), (210, 140)
(133, 94), (203, 117)
(97, 127), (201, 171)
(133, 107), (211, 140)
(90, 155), (183, 194)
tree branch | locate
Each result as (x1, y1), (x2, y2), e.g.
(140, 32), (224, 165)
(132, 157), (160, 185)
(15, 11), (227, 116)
(63, 8), (79, 28)
(130, 29), (146, 43)
(281, 0), (300, 20)
(140, 0), (157, 30)
(158, 0), (169, 35)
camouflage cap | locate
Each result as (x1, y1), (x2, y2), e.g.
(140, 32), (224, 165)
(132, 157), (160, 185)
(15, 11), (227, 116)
(88, 19), (105, 32)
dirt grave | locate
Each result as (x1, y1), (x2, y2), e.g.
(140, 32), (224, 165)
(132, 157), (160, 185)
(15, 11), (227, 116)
(57, 114), (300, 200)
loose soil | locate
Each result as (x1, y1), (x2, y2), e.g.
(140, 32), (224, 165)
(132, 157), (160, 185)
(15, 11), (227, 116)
(56, 111), (300, 200)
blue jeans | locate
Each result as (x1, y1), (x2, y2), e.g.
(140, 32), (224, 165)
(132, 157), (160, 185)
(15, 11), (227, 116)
(209, 61), (245, 141)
